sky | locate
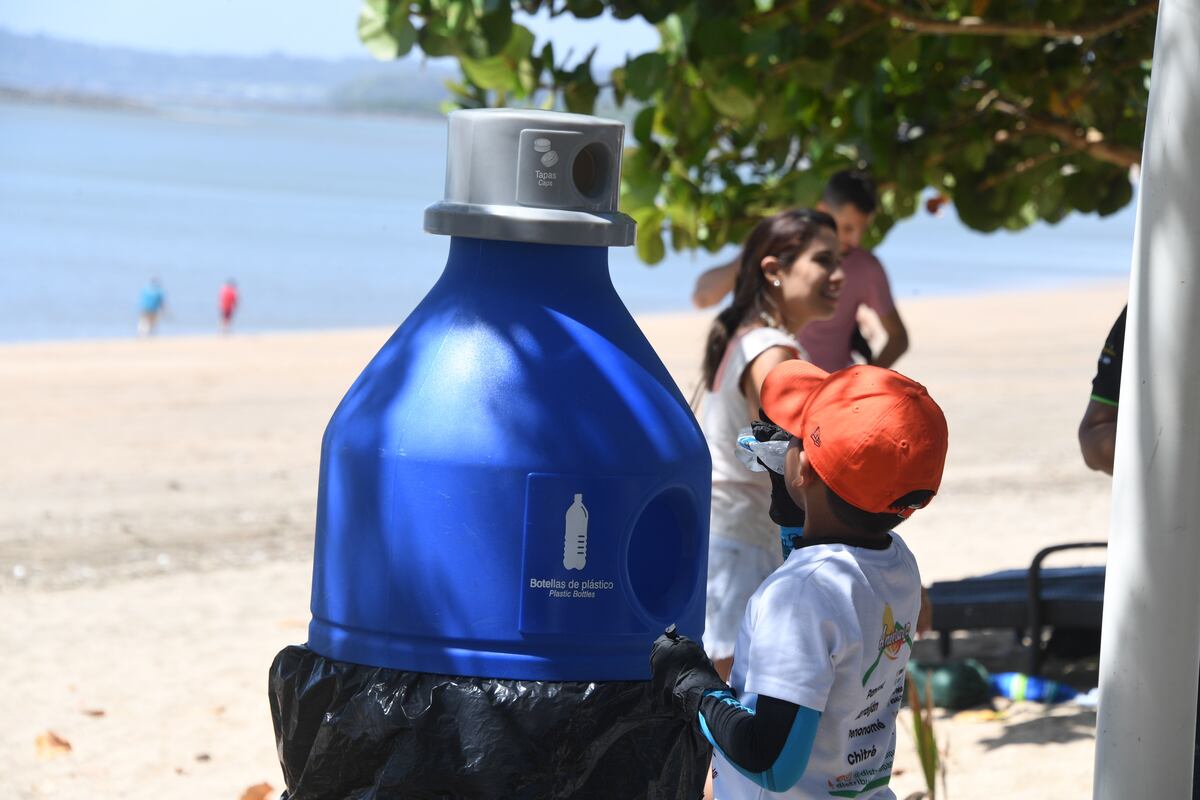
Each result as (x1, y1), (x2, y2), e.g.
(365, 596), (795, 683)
(0, 0), (660, 65)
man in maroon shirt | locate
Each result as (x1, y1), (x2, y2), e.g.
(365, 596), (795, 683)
(692, 171), (908, 371)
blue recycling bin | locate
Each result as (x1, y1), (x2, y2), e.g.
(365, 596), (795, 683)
(305, 110), (711, 682)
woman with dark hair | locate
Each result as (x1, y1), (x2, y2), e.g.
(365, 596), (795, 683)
(699, 209), (844, 680)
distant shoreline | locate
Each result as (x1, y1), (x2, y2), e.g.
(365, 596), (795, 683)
(0, 277), (1127, 347)
(0, 85), (152, 113)
(0, 85), (446, 120)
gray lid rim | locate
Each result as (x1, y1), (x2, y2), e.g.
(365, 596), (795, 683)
(424, 201), (637, 247)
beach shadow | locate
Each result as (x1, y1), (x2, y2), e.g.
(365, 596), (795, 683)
(977, 706), (1097, 750)
(912, 629), (1100, 752)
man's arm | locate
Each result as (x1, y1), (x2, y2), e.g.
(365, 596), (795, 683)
(1079, 399), (1119, 475)
(692, 260), (738, 309)
(870, 308), (909, 369)
(917, 585), (933, 636)
(1079, 306), (1126, 475)
(857, 253), (907, 368)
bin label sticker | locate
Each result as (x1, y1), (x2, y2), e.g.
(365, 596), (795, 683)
(519, 474), (648, 635)
(533, 137), (560, 181)
(516, 129), (583, 208)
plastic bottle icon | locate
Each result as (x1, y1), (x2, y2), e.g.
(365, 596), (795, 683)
(563, 493), (588, 570)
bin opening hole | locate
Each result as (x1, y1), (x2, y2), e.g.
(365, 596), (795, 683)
(572, 143), (610, 200)
(627, 488), (700, 621)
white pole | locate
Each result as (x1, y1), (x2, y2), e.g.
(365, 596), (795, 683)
(1094, 2), (1200, 797)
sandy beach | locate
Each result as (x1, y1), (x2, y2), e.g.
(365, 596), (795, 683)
(1, 281), (1125, 799)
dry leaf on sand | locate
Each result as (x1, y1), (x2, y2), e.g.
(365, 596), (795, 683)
(239, 782), (274, 800)
(955, 708), (1008, 723)
(35, 731), (72, 760)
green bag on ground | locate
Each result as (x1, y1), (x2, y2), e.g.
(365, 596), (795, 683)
(906, 659), (992, 710)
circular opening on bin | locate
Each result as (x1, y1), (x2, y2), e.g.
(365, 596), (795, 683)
(572, 142), (610, 200)
(626, 488), (700, 622)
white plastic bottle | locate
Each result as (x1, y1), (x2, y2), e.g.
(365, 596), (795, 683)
(563, 493), (588, 570)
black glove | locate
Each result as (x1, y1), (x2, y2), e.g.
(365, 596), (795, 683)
(650, 625), (728, 720)
(752, 415), (806, 530)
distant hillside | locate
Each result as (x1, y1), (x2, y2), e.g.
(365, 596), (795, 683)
(0, 28), (457, 114)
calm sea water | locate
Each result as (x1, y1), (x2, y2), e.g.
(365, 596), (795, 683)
(0, 100), (1135, 342)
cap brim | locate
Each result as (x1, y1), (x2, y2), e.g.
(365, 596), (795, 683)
(759, 360), (830, 438)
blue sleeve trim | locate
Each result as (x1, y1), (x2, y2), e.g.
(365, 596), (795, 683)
(698, 691), (821, 792)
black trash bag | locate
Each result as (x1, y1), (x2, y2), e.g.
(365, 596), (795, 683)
(269, 645), (710, 800)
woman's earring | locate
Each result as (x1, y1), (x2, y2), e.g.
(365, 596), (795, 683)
(772, 279), (781, 287)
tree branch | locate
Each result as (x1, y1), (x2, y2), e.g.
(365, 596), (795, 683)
(976, 149), (1063, 192)
(833, 17), (887, 48)
(987, 97), (1142, 168)
(853, 0), (1158, 40)
(757, 0), (837, 24)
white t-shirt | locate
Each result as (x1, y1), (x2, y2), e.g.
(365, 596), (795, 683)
(713, 534), (922, 800)
(701, 325), (802, 553)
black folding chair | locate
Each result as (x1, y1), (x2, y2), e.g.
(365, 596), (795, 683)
(927, 542), (1108, 675)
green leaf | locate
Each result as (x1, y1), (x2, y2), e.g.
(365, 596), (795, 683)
(658, 13), (687, 57)
(563, 75), (599, 113)
(683, 89), (715, 141)
(705, 83), (757, 120)
(785, 169), (827, 206)
(744, 26), (782, 61)
(1097, 171), (1134, 216)
(637, 224), (666, 264)
(460, 25), (537, 95)
(567, 0), (606, 17)
(358, 0), (417, 60)
(789, 58), (835, 90)
(1063, 170), (1101, 214)
(480, 7), (514, 54)
(963, 138), (990, 171)
(887, 34), (921, 74)
(625, 52), (669, 101)
(632, 0), (676, 25)
(417, 19), (458, 58)
(694, 17), (741, 58)
(622, 148), (663, 210)
(633, 105), (657, 144)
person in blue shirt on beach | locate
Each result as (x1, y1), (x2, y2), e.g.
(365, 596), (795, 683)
(137, 278), (166, 337)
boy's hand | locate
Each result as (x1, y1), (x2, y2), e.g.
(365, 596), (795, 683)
(650, 626), (728, 720)
(753, 418), (806, 529)
(764, 467), (806, 529)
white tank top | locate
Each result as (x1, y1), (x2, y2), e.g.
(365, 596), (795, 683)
(700, 325), (803, 552)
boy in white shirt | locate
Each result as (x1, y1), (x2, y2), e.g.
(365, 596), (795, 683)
(651, 360), (948, 799)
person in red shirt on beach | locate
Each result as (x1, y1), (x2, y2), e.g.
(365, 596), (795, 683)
(219, 279), (239, 335)
(692, 171), (909, 372)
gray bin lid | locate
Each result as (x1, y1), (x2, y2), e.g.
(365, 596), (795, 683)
(424, 109), (637, 247)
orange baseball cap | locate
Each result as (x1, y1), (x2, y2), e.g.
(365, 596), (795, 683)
(759, 361), (948, 517)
